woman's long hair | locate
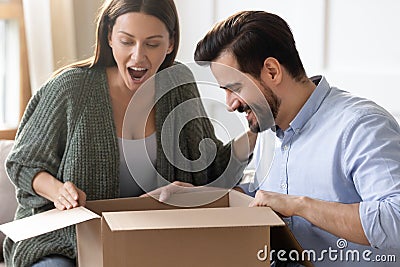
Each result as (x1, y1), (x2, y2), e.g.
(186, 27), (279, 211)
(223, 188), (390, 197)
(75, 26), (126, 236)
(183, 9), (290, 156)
(54, 0), (180, 75)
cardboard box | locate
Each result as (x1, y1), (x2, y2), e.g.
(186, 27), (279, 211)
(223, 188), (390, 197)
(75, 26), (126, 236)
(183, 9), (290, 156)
(76, 189), (312, 267)
(0, 189), (312, 266)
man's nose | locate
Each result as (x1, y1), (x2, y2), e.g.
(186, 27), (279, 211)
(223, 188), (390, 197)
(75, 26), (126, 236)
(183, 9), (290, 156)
(225, 91), (241, 112)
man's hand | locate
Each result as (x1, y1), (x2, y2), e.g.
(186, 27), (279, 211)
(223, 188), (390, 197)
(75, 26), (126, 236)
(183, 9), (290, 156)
(249, 190), (303, 217)
(140, 181), (194, 202)
(249, 190), (370, 245)
(54, 181), (87, 210)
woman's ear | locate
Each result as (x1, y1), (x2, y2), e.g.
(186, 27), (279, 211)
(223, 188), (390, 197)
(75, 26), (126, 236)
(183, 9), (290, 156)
(108, 27), (113, 48)
(167, 37), (174, 55)
(262, 57), (282, 84)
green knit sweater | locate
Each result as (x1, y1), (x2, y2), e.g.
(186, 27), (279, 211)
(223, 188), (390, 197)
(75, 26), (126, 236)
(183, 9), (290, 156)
(4, 64), (246, 266)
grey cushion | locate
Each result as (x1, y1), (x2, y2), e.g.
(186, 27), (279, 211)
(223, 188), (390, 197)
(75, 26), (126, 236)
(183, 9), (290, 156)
(0, 140), (17, 261)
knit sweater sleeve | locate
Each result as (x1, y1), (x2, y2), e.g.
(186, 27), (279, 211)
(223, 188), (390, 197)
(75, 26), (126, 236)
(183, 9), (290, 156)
(6, 69), (78, 208)
(182, 81), (248, 188)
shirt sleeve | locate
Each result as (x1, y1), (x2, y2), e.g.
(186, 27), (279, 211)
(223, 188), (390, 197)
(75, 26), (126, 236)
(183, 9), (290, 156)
(343, 112), (400, 249)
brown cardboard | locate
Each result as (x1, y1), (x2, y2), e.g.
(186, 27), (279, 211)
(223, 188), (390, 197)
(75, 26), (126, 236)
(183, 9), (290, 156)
(76, 189), (312, 267)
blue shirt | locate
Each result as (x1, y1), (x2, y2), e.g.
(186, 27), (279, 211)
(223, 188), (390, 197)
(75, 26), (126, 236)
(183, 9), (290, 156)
(254, 76), (400, 266)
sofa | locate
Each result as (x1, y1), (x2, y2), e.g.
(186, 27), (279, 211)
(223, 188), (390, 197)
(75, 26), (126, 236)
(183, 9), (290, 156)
(0, 140), (18, 266)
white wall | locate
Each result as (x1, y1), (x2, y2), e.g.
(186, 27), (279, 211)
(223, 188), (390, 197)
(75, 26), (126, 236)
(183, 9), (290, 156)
(72, 0), (103, 60)
(325, 0), (400, 118)
(23, 0), (400, 129)
(23, 0), (54, 93)
(174, 0), (215, 63)
(23, 0), (101, 93)
(175, 0), (400, 139)
(50, 0), (77, 69)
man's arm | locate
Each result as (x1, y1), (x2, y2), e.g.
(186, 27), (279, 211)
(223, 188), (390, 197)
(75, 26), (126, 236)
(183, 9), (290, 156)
(250, 191), (369, 245)
(251, 113), (400, 249)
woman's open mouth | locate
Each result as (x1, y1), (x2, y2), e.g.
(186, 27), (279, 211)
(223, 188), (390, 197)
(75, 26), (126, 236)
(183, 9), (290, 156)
(128, 67), (148, 82)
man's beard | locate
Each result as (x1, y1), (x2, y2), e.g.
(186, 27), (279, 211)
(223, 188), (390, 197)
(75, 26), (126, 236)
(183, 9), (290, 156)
(238, 82), (280, 133)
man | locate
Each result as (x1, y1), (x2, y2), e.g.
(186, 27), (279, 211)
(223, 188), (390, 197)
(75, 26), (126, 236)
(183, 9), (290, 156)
(194, 11), (400, 266)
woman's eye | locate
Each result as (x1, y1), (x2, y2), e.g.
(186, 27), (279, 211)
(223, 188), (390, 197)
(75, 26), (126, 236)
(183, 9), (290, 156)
(147, 43), (160, 48)
(120, 40), (133, 45)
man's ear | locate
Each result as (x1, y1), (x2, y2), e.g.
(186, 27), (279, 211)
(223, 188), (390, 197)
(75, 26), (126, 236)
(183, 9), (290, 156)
(261, 57), (282, 85)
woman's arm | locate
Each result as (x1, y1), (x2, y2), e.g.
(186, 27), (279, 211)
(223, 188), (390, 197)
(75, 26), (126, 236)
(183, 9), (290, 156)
(32, 171), (86, 210)
(232, 130), (257, 162)
(6, 69), (84, 209)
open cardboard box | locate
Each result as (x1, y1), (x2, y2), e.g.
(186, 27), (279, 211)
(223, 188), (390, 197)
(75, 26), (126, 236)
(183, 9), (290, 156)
(0, 189), (312, 266)
(76, 189), (312, 267)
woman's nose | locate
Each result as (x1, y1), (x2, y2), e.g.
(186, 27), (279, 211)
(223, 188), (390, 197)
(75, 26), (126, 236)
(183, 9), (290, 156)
(131, 44), (146, 62)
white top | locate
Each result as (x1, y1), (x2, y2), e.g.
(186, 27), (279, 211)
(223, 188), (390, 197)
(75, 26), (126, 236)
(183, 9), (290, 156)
(118, 132), (157, 197)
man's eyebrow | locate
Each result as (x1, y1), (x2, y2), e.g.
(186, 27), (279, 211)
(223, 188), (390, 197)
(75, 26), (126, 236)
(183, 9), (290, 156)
(220, 82), (241, 90)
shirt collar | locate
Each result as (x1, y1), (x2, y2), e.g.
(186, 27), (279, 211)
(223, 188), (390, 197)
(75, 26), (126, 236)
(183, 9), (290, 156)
(288, 75), (331, 134)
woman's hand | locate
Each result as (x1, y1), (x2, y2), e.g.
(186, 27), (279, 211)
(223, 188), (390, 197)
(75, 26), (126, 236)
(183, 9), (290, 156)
(140, 181), (194, 202)
(54, 181), (87, 210)
(32, 171), (87, 210)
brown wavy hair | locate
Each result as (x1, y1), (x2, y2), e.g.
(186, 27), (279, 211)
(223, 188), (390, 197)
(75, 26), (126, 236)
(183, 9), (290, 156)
(195, 11), (306, 81)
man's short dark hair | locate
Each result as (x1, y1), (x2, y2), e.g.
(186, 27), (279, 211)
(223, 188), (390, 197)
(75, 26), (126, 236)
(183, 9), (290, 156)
(194, 11), (306, 81)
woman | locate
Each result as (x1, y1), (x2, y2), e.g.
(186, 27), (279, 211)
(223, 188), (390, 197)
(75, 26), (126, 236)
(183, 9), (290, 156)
(3, 0), (256, 266)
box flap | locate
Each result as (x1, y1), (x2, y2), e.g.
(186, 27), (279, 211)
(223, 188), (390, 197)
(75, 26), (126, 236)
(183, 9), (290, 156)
(160, 187), (230, 207)
(86, 189), (230, 215)
(0, 207), (99, 242)
(228, 189), (254, 206)
(103, 206), (284, 231)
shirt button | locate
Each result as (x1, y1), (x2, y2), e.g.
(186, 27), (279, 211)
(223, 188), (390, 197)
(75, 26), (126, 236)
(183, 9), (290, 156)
(283, 145), (289, 151)
(280, 183), (287, 190)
